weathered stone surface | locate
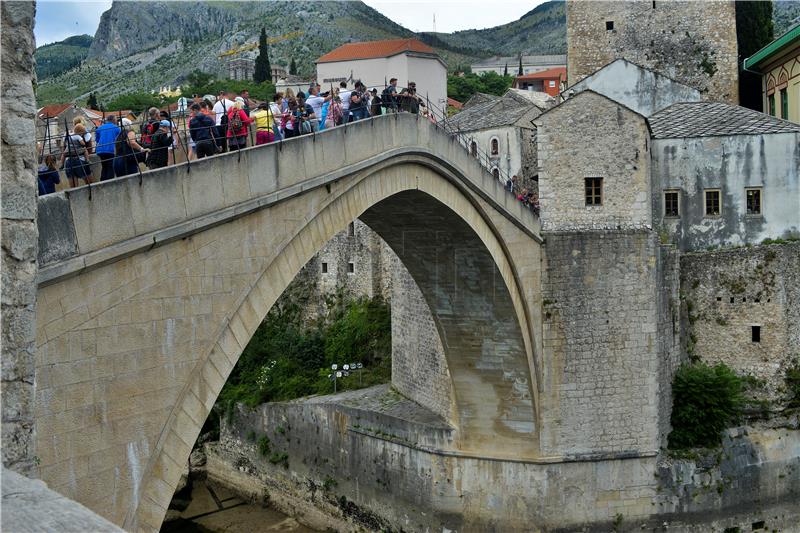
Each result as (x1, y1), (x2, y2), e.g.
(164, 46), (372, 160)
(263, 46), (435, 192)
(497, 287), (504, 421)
(1, 0), (38, 477)
(1, 467), (124, 532)
(681, 242), (800, 401)
(566, 0), (739, 104)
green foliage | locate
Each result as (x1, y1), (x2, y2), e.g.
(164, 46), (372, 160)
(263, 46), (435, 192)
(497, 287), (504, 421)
(254, 28), (272, 84)
(268, 451), (289, 468)
(289, 57), (298, 75)
(323, 475), (338, 491)
(447, 71), (514, 102)
(217, 294), (392, 410)
(774, 0), (800, 35)
(86, 93), (98, 110)
(258, 435), (272, 456)
(668, 363), (743, 449)
(736, 1), (773, 112)
(105, 92), (165, 114)
(34, 34), (93, 79)
(182, 73), (276, 102)
(786, 361), (800, 408)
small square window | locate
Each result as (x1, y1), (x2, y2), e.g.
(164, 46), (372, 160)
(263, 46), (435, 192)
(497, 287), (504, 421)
(321, 262), (328, 274)
(746, 188), (762, 215)
(704, 189), (721, 216)
(585, 177), (603, 206)
(348, 262), (354, 274)
(549, 80), (556, 87)
(664, 190), (680, 217)
(751, 325), (761, 343)
(606, 20), (614, 31)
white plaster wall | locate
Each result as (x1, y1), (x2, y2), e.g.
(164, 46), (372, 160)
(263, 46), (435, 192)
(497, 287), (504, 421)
(569, 59), (702, 117)
(652, 132), (800, 250)
(465, 126), (524, 184)
(405, 55), (447, 110)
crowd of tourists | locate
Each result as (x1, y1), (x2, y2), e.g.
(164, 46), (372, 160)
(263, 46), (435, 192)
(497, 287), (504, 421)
(38, 78), (431, 194)
(37, 77), (536, 216)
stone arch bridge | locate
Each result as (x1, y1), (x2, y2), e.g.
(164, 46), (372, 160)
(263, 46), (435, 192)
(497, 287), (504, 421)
(35, 114), (556, 530)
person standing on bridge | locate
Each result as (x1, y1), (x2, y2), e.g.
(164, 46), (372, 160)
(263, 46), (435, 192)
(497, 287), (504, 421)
(114, 118), (148, 178)
(227, 99), (252, 151)
(338, 81), (352, 125)
(94, 115), (120, 181)
(251, 102), (275, 145)
(212, 91), (235, 153)
(146, 121), (172, 169)
(189, 103), (217, 158)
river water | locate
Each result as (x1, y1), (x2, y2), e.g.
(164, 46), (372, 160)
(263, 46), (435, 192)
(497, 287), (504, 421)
(161, 479), (317, 533)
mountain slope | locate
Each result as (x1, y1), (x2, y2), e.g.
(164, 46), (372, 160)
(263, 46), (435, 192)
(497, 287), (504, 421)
(423, 1), (566, 57)
(34, 34), (93, 79)
(36, 0), (485, 106)
(773, 0), (800, 35)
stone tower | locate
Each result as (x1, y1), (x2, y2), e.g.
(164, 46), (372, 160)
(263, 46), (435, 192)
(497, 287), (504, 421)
(566, 0), (739, 103)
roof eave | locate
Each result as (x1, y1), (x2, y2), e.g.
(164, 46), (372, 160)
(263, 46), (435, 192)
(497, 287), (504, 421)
(744, 25), (800, 71)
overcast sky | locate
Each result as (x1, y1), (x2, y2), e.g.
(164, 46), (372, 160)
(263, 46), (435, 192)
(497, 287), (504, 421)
(35, 0), (542, 46)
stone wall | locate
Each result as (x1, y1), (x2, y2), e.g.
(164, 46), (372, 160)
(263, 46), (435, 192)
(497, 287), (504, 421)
(1, 0), (39, 477)
(681, 242), (800, 401)
(656, 244), (683, 447)
(539, 230), (664, 457)
(210, 390), (800, 532)
(536, 90), (651, 232)
(389, 257), (454, 422)
(566, 0), (739, 103)
(652, 133), (800, 251)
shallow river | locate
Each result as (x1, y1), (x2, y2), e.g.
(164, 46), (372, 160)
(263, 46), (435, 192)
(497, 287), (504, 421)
(161, 479), (317, 533)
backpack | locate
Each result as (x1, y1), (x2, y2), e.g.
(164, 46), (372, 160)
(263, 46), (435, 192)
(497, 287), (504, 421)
(330, 102), (343, 125)
(229, 110), (243, 132)
(140, 120), (158, 148)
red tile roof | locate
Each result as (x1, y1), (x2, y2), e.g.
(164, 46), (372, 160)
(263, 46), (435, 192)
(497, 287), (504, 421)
(37, 103), (72, 119)
(447, 97), (464, 110)
(318, 38), (437, 63)
(514, 67), (567, 81)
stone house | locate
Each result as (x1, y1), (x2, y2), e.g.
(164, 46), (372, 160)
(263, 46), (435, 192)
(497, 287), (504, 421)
(446, 89), (553, 184)
(650, 102), (800, 250)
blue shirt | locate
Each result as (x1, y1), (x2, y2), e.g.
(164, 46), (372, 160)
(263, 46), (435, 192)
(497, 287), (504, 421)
(38, 165), (60, 195)
(95, 122), (121, 154)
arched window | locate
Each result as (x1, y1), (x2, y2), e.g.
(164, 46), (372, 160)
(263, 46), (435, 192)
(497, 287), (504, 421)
(490, 137), (499, 156)
(492, 167), (500, 180)
(470, 141), (478, 157)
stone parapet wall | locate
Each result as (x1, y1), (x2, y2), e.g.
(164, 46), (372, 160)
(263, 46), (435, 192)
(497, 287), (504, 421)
(1, 0), (38, 477)
(566, 0), (739, 103)
(681, 242), (800, 400)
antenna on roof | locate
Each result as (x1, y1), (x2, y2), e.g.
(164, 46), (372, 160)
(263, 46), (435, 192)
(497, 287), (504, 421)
(432, 13), (436, 33)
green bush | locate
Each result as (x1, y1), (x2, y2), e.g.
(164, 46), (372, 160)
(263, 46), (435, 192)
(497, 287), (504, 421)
(668, 362), (743, 449)
(257, 435), (271, 457)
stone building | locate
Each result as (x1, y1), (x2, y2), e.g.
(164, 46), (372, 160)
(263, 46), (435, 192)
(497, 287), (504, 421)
(566, 0), (739, 103)
(227, 57), (254, 81)
(650, 102), (800, 250)
(447, 88), (553, 184)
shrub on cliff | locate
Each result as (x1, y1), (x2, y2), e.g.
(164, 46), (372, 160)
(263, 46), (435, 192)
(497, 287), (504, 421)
(668, 362), (743, 449)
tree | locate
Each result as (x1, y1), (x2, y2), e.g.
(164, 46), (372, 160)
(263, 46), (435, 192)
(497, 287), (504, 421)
(736, 1), (774, 112)
(254, 27), (272, 84)
(86, 92), (98, 109)
(289, 57), (297, 76)
(503, 63), (508, 77)
(186, 70), (214, 89)
(517, 55), (523, 76)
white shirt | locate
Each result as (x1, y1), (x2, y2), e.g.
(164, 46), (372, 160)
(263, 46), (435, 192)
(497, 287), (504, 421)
(305, 95), (324, 118)
(212, 99), (235, 126)
(339, 90), (352, 111)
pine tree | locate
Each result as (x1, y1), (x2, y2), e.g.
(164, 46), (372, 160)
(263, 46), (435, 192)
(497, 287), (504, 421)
(517, 55), (523, 76)
(503, 63), (508, 77)
(289, 57), (297, 76)
(86, 92), (98, 109)
(254, 27), (272, 83)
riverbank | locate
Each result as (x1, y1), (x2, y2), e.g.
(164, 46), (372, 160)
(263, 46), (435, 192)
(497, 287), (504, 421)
(161, 478), (316, 533)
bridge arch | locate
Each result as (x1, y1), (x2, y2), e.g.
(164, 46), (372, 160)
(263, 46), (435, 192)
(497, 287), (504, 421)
(124, 158), (538, 530)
